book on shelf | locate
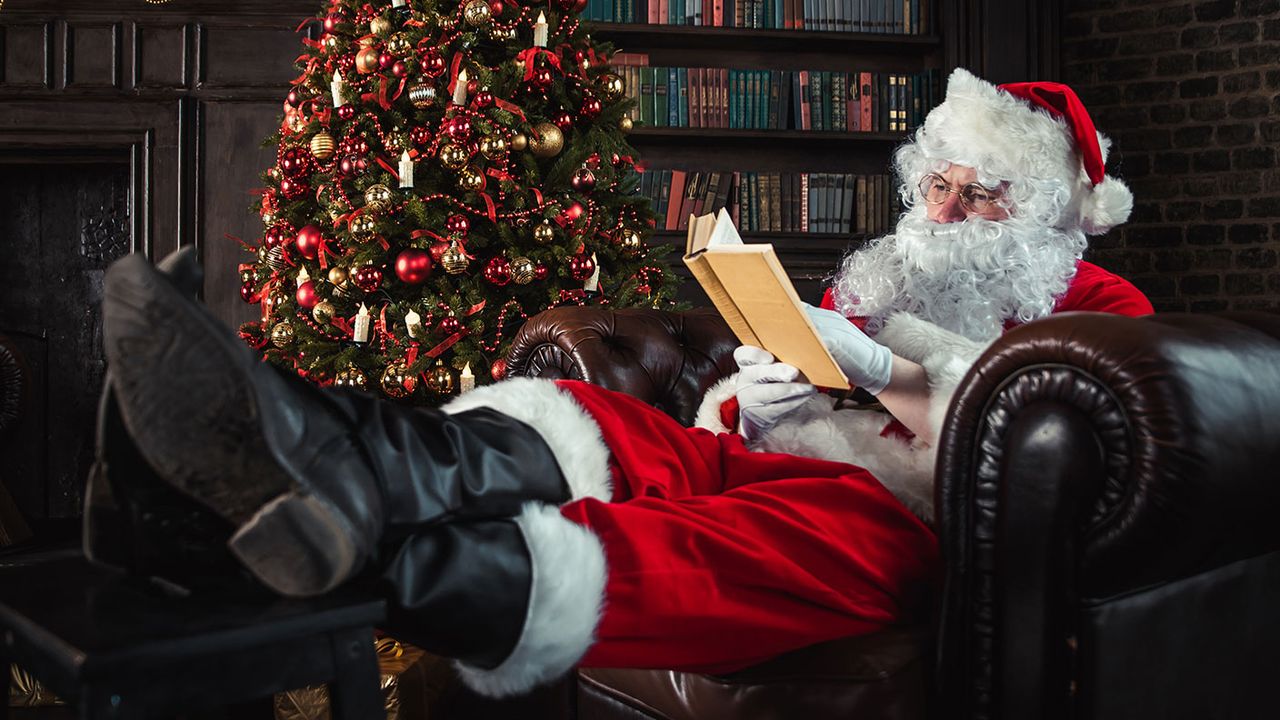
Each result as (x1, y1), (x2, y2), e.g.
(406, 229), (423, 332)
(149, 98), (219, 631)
(683, 209), (850, 389)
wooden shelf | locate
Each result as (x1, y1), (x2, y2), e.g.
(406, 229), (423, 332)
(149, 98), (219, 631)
(588, 23), (941, 55)
(630, 127), (907, 144)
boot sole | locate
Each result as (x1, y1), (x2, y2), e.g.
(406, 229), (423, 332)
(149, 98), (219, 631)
(103, 254), (358, 596)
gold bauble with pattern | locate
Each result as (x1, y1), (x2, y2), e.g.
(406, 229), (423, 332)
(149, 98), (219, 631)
(619, 228), (643, 254)
(511, 256), (536, 285)
(270, 321), (295, 348)
(363, 184), (394, 213)
(328, 266), (352, 297)
(425, 360), (454, 394)
(529, 123), (564, 158)
(457, 166), (484, 192)
(408, 83), (437, 109)
(262, 245), (288, 271)
(618, 116), (634, 133)
(599, 73), (625, 101)
(334, 365), (369, 390)
(441, 241), (469, 274)
(385, 33), (412, 55)
(462, 0), (492, 26)
(348, 214), (377, 238)
(369, 16), (392, 35)
(510, 133), (528, 151)
(309, 131), (335, 161)
(380, 361), (416, 399)
(439, 143), (468, 170)
(479, 136), (508, 161)
(532, 221), (555, 244)
(355, 46), (380, 74)
(312, 299), (336, 325)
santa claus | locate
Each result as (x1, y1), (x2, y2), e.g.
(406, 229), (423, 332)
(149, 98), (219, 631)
(89, 69), (1151, 700)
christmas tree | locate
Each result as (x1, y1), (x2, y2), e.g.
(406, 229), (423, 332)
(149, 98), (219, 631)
(239, 0), (677, 400)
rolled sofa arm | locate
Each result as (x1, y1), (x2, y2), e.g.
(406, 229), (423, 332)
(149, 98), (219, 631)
(934, 311), (1280, 718)
(506, 307), (739, 427)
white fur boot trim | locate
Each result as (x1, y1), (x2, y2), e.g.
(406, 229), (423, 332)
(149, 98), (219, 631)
(692, 374), (740, 434)
(455, 502), (607, 697)
(444, 377), (611, 503)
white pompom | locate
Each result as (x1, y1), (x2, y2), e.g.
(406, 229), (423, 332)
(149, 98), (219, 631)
(1079, 175), (1134, 235)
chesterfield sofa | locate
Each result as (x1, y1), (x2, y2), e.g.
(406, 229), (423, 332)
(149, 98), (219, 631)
(505, 307), (1280, 720)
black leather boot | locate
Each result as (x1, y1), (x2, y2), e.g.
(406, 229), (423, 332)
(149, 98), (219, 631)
(100, 251), (597, 597)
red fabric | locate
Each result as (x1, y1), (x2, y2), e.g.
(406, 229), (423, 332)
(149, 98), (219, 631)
(997, 80), (1105, 186)
(557, 380), (939, 673)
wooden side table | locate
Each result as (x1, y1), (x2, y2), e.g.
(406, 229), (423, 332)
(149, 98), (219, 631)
(0, 549), (386, 719)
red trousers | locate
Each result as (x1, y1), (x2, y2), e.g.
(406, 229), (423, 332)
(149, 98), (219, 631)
(554, 381), (940, 673)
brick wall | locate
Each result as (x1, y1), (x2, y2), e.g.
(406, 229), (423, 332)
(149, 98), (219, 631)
(1062, 0), (1280, 311)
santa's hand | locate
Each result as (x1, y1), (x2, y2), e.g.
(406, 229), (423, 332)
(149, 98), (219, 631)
(801, 303), (894, 395)
(733, 346), (818, 442)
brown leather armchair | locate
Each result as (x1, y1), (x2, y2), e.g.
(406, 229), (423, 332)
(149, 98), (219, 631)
(506, 307), (1280, 720)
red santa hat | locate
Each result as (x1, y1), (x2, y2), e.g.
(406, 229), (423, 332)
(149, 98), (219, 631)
(912, 68), (1133, 235)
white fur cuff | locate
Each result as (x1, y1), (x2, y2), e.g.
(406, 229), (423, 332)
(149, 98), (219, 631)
(692, 374), (740, 434)
(454, 502), (607, 697)
(444, 377), (612, 503)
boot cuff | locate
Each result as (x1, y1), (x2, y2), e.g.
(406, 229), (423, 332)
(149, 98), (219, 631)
(454, 502), (607, 697)
(444, 378), (612, 503)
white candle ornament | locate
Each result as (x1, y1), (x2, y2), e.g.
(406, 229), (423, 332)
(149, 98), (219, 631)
(460, 363), (475, 393)
(330, 71), (345, 108)
(405, 309), (425, 340)
(354, 303), (371, 343)
(584, 253), (600, 292)
(398, 151), (414, 189)
(533, 12), (548, 48)
(452, 68), (469, 105)
(296, 266), (311, 287)
(392, 0), (407, 7)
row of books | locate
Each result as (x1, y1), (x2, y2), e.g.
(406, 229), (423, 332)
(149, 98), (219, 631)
(585, 0), (931, 33)
(614, 63), (939, 133)
(640, 170), (901, 236)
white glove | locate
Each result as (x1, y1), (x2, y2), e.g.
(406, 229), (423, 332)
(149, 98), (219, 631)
(802, 303), (894, 395)
(733, 346), (818, 442)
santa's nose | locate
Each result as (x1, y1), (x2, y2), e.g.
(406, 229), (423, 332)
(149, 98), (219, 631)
(932, 192), (968, 223)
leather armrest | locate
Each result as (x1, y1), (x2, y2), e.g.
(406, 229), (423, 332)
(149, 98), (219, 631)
(934, 311), (1280, 718)
(506, 307), (739, 427)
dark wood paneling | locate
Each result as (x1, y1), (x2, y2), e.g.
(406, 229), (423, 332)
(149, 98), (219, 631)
(134, 23), (190, 89)
(0, 23), (52, 88)
(65, 22), (122, 88)
(198, 24), (302, 90)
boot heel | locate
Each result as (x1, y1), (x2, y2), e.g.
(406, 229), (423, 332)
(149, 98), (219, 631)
(228, 492), (363, 597)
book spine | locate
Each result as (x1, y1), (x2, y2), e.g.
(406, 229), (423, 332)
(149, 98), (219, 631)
(665, 170), (686, 230)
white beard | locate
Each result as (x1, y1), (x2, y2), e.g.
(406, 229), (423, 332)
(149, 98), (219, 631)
(829, 205), (1088, 342)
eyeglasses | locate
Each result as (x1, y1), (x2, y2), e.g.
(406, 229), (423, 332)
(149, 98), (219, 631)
(917, 174), (1003, 214)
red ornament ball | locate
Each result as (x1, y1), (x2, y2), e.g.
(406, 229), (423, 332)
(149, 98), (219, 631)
(472, 90), (495, 109)
(422, 51), (447, 77)
(551, 111), (574, 132)
(445, 116), (472, 141)
(430, 240), (452, 262)
(279, 147), (311, 177)
(240, 280), (257, 303)
(394, 248), (433, 284)
(534, 262), (549, 280)
(490, 357), (508, 380)
(483, 256), (513, 286)
(409, 126), (432, 147)
(280, 177), (309, 199)
(352, 264), (383, 293)
(323, 12), (345, 31)
(295, 225), (323, 259)
(286, 88), (303, 107)
(264, 224), (289, 249)
(391, 60), (408, 77)
(556, 0), (588, 12)
(569, 252), (595, 280)
(488, 0), (504, 16)
(378, 51), (395, 70)
(336, 104), (356, 121)
(580, 95), (602, 118)
(445, 214), (470, 235)
(438, 316), (462, 335)
(296, 280), (319, 309)
(558, 202), (585, 225)
(466, 78), (479, 95)
(571, 167), (596, 192)
(528, 67), (554, 91)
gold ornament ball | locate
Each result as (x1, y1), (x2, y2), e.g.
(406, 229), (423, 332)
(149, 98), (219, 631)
(385, 33), (412, 55)
(408, 84), (437, 109)
(265, 245), (288, 271)
(356, 47), (381, 74)
(363, 184), (394, 213)
(261, 210), (276, 226)
(532, 222), (555, 244)
(322, 34), (341, 52)
(441, 241), (469, 274)
(270, 321), (295, 348)
(510, 133), (528, 151)
(479, 136), (508, 160)
(511, 256), (536, 284)
(328, 266), (352, 296)
(463, 0), (492, 26)
(310, 131), (335, 161)
(458, 166), (485, 192)
(439, 143), (468, 170)
(370, 16), (392, 35)
(425, 361), (455, 394)
(380, 361), (415, 399)
(529, 123), (564, 158)
(618, 116), (634, 133)
(348, 214), (377, 238)
(599, 73), (625, 100)
(619, 228), (643, 253)
(312, 299), (336, 324)
(334, 365), (369, 390)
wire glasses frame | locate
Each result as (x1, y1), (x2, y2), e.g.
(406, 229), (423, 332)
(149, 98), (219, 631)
(916, 174), (1004, 215)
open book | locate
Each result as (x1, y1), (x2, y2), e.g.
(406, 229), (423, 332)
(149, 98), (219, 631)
(683, 208), (851, 390)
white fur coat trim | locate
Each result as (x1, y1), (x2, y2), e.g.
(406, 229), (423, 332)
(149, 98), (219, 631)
(692, 375), (739, 434)
(693, 314), (988, 521)
(445, 377), (612, 503)
(454, 502), (607, 697)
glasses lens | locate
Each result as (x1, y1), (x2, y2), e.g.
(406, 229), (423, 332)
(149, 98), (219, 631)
(919, 175), (949, 204)
(961, 185), (995, 213)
